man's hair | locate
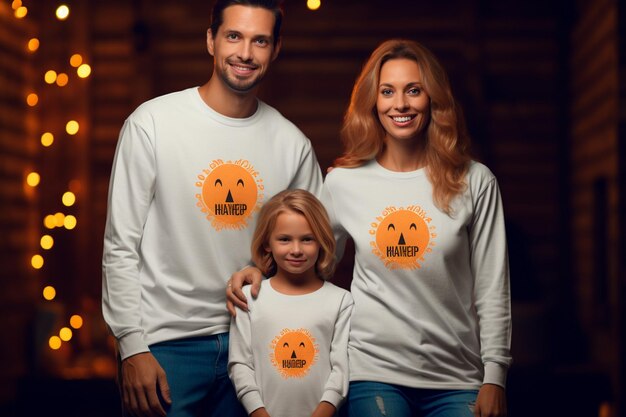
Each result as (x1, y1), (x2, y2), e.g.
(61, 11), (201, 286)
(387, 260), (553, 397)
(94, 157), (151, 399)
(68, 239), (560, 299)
(210, 0), (283, 46)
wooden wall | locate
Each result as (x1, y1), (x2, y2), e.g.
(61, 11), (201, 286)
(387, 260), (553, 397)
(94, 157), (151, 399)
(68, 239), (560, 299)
(0, 1), (38, 405)
(570, 0), (626, 414)
(570, 0), (619, 375)
(617, 2), (626, 416)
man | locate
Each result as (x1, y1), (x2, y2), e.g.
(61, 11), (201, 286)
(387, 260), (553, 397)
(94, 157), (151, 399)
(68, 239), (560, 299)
(102, 1), (322, 416)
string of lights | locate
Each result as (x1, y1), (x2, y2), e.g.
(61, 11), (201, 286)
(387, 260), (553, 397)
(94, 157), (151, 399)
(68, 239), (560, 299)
(14, 0), (90, 354)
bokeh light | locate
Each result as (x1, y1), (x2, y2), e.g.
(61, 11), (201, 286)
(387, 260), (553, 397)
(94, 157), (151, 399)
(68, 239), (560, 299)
(27, 38), (39, 52)
(31, 255), (44, 269)
(56, 5), (70, 20)
(40, 235), (54, 250)
(62, 191), (76, 206)
(70, 54), (83, 67)
(59, 327), (73, 342)
(26, 93), (38, 107)
(44, 70), (57, 84)
(49, 336), (62, 350)
(307, 0), (321, 10)
(64, 215), (77, 230)
(66, 120), (79, 135)
(14, 6), (27, 18)
(43, 286), (56, 300)
(56, 73), (69, 87)
(77, 64), (91, 78)
(44, 215), (56, 229)
(54, 212), (66, 227)
(26, 172), (40, 187)
(41, 132), (54, 147)
(11, 0), (22, 9)
(70, 315), (83, 329)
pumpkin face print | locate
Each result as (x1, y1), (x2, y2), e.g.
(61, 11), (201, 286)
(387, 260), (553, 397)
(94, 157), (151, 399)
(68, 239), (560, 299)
(270, 328), (318, 378)
(370, 207), (436, 270)
(195, 160), (264, 230)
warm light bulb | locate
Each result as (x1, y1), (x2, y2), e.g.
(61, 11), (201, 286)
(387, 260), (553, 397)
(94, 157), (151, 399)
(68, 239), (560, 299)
(77, 64), (91, 78)
(27, 38), (39, 52)
(59, 327), (73, 342)
(307, 0), (321, 10)
(64, 215), (77, 230)
(40, 235), (54, 250)
(62, 191), (76, 206)
(31, 254), (44, 269)
(56, 5), (70, 20)
(41, 132), (54, 147)
(26, 93), (38, 106)
(44, 70), (57, 84)
(49, 336), (62, 350)
(56, 73), (69, 87)
(43, 286), (56, 300)
(11, 0), (22, 10)
(70, 54), (83, 67)
(70, 315), (83, 329)
(66, 120), (79, 135)
(14, 6), (27, 18)
(26, 172), (40, 187)
(44, 215), (56, 229)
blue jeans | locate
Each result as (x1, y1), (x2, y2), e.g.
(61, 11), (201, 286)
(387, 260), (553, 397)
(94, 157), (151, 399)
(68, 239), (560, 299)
(346, 381), (478, 417)
(149, 333), (246, 417)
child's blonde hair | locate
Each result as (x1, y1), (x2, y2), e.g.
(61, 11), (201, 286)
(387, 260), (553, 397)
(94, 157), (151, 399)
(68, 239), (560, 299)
(251, 189), (336, 280)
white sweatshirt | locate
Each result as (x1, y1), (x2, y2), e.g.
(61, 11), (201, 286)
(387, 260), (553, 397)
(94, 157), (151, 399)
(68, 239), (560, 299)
(321, 160), (512, 389)
(102, 87), (322, 360)
(229, 279), (353, 417)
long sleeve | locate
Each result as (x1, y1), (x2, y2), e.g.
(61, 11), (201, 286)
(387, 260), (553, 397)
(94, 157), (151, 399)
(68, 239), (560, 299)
(320, 180), (349, 262)
(288, 140), (323, 197)
(229, 295), (265, 415)
(102, 117), (156, 360)
(320, 292), (353, 408)
(102, 89), (326, 361)
(469, 178), (512, 387)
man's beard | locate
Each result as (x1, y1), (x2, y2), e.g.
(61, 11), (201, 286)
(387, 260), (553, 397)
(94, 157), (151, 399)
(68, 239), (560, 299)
(218, 66), (264, 94)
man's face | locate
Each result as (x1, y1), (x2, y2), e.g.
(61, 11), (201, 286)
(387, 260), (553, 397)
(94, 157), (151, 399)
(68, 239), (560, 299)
(207, 5), (280, 95)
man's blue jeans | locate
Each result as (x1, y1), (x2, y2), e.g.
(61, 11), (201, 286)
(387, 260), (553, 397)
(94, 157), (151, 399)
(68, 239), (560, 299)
(149, 333), (246, 417)
(346, 381), (478, 417)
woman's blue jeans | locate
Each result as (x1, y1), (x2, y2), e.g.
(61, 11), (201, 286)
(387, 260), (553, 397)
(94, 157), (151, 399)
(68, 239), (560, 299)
(345, 381), (478, 417)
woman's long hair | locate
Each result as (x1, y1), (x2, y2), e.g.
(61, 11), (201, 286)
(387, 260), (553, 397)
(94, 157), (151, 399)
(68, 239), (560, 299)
(335, 39), (471, 214)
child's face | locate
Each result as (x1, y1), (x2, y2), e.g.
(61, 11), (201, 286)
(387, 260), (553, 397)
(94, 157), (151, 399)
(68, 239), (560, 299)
(265, 210), (320, 280)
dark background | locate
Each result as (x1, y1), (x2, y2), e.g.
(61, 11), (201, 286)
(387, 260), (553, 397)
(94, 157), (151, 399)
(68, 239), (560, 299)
(1, 0), (625, 416)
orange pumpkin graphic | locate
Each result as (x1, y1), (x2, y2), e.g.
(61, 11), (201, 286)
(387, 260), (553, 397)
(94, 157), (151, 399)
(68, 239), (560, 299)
(270, 328), (317, 378)
(196, 162), (262, 230)
(374, 209), (431, 269)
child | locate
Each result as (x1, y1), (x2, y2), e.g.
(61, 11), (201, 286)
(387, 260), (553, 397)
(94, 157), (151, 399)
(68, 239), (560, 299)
(228, 189), (354, 417)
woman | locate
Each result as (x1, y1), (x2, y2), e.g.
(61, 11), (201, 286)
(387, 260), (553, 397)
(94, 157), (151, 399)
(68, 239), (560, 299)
(229, 39), (511, 417)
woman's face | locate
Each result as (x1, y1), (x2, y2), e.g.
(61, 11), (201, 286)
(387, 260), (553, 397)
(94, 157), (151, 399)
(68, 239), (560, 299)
(376, 58), (431, 143)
